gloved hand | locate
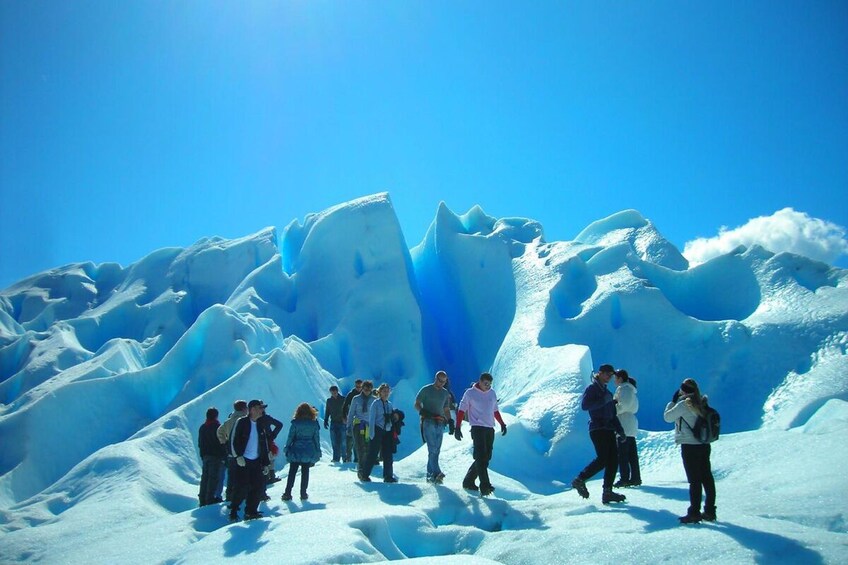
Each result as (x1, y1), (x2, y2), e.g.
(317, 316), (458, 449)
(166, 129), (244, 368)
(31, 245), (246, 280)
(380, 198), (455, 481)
(448, 419), (455, 435)
(236, 456), (246, 467)
(500, 423), (507, 436)
(672, 390), (681, 403)
(324, 421), (329, 429)
(454, 428), (463, 441)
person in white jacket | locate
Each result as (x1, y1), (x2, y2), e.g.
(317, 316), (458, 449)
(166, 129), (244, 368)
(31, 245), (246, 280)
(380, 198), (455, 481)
(613, 370), (642, 487)
(663, 378), (717, 524)
(454, 373), (507, 497)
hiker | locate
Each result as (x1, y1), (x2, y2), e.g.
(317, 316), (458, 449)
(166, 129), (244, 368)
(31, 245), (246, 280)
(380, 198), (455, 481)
(415, 370), (453, 484)
(349, 380), (375, 479)
(217, 399), (248, 502)
(570, 364), (627, 504)
(257, 406), (284, 489)
(664, 378), (717, 523)
(324, 385), (346, 462)
(613, 369), (642, 488)
(228, 399), (271, 521)
(360, 383), (399, 483)
(281, 402), (321, 501)
(454, 372), (507, 496)
(198, 407), (227, 506)
(342, 379), (363, 463)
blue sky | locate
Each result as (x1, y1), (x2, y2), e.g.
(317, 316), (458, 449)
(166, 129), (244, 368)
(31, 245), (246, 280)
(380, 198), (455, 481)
(2, 1), (847, 290)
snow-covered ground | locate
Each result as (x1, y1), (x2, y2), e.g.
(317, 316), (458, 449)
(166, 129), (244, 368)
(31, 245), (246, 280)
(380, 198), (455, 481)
(1, 194), (846, 563)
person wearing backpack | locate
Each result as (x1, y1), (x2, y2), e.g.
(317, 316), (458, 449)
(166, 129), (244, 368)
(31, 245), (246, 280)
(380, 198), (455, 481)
(663, 378), (717, 524)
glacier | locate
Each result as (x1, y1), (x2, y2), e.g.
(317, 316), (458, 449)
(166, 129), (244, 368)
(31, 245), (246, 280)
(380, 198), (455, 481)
(1, 192), (846, 563)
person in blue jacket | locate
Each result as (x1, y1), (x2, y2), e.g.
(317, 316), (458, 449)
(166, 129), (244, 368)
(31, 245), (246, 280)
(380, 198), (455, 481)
(281, 403), (321, 501)
(571, 364), (627, 504)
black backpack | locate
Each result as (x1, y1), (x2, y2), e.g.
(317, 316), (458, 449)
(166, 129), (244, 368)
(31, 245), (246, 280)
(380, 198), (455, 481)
(685, 403), (721, 444)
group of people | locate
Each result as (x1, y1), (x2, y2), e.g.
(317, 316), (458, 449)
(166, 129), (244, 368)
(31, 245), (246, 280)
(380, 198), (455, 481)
(570, 363), (716, 523)
(198, 366), (716, 524)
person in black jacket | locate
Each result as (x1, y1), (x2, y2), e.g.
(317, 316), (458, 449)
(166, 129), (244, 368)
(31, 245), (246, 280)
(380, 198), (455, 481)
(257, 407), (283, 488)
(324, 385), (346, 462)
(229, 399), (271, 521)
(570, 364), (627, 504)
(198, 407), (227, 507)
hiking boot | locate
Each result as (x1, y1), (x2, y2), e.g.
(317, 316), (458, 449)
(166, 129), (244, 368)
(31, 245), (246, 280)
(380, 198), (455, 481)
(571, 477), (589, 499)
(281, 493), (292, 501)
(480, 484), (495, 496)
(627, 480), (642, 488)
(228, 512), (239, 522)
(300, 493), (309, 500)
(701, 507), (717, 522)
(602, 488), (626, 504)
(435, 472), (446, 482)
(244, 511), (263, 521)
(358, 472), (372, 482)
(462, 481), (479, 491)
(384, 477), (398, 483)
(679, 511), (702, 524)
(613, 480), (628, 488)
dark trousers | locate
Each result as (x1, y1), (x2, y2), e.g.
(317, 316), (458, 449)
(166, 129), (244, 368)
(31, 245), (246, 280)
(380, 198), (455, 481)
(345, 426), (354, 462)
(199, 455), (226, 505)
(681, 444), (716, 513)
(617, 436), (641, 483)
(284, 462), (311, 497)
(579, 429), (618, 489)
(362, 427), (394, 480)
(463, 426), (495, 489)
(330, 423), (345, 461)
(229, 458), (264, 515)
(354, 426), (370, 473)
(225, 456), (236, 501)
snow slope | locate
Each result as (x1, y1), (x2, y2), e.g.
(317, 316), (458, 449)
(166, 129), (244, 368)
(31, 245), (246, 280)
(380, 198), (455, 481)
(1, 193), (846, 563)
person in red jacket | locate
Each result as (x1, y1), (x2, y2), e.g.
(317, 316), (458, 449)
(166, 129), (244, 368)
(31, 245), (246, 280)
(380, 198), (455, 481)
(453, 373), (507, 496)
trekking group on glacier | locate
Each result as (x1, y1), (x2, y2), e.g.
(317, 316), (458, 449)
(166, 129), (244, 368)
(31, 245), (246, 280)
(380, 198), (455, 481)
(198, 364), (717, 524)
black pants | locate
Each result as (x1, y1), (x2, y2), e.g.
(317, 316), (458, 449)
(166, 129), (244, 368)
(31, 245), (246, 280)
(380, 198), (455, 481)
(617, 436), (641, 483)
(579, 429), (618, 489)
(681, 444), (716, 514)
(362, 426), (394, 479)
(229, 458), (264, 515)
(284, 462), (311, 497)
(463, 426), (495, 489)
(199, 455), (226, 505)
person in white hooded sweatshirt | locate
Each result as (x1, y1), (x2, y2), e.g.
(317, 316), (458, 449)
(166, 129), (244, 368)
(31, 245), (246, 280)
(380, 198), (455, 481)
(454, 373), (507, 497)
(613, 369), (642, 487)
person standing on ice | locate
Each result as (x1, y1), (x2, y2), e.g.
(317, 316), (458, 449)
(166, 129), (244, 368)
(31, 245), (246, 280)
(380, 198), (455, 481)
(415, 370), (454, 484)
(613, 369), (642, 488)
(664, 378), (717, 523)
(324, 385), (346, 463)
(281, 402), (321, 501)
(342, 379), (364, 463)
(571, 364), (627, 504)
(229, 399), (271, 521)
(217, 399), (248, 502)
(197, 407), (227, 506)
(454, 372), (507, 496)
(350, 380), (375, 480)
(360, 383), (400, 483)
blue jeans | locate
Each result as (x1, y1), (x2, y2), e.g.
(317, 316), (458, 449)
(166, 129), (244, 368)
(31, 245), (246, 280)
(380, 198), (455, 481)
(422, 419), (445, 478)
(330, 422), (345, 461)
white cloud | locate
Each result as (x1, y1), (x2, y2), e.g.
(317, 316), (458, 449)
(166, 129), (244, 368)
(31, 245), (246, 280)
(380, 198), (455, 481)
(683, 208), (848, 266)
